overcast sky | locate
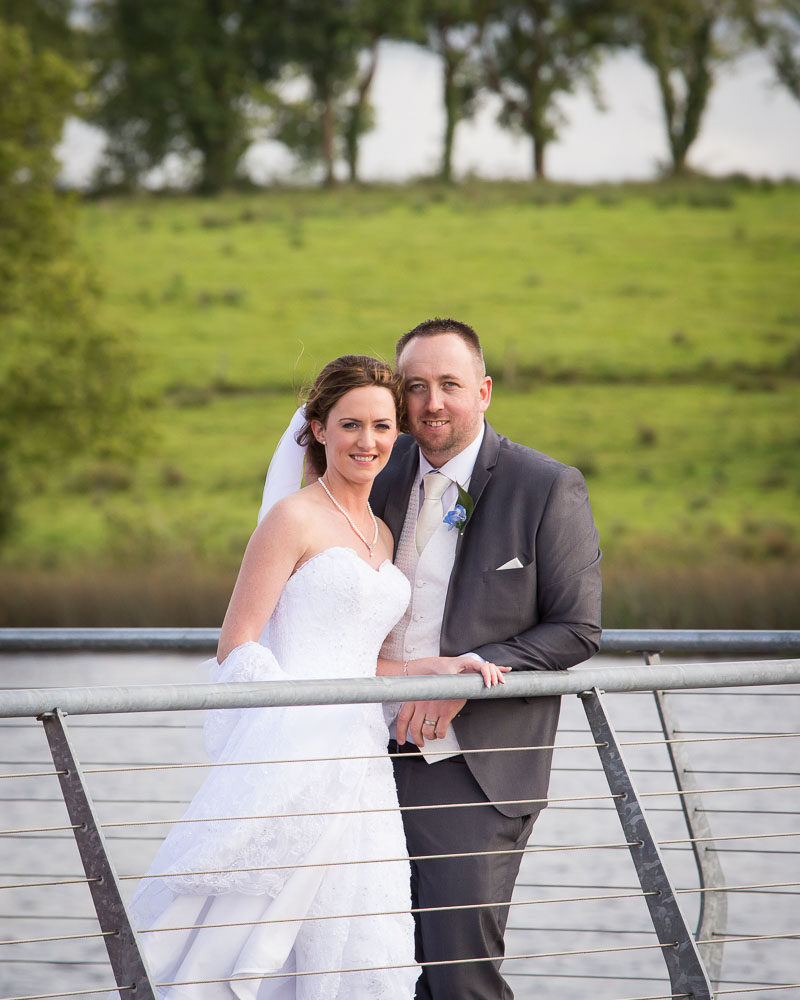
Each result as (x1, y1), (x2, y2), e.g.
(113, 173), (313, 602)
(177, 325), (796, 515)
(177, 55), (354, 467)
(57, 41), (800, 188)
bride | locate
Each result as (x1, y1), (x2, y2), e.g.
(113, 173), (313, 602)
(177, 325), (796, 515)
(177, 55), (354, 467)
(121, 355), (505, 999)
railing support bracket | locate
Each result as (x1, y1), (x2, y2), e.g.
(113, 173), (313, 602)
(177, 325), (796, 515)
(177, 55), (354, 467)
(40, 707), (157, 999)
(581, 686), (713, 998)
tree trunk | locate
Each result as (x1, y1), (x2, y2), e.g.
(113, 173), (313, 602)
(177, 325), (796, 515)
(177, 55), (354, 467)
(532, 136), (546, 181)
(190, 89), (243, 194)
(321, 95), (336, 187)
(676, 15), (714, 171)
(198, 138), (233, 194)
(440, 49), (458, 183)
(655, 67), (684, 174)
(641, 9), (714, 176)
(194, 117), (239, 194)
(525, 32), (547, 181)
(344, 40), (379, 184)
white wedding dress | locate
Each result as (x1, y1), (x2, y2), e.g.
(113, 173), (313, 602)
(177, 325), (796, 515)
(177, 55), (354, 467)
(123, 547), (418, 999)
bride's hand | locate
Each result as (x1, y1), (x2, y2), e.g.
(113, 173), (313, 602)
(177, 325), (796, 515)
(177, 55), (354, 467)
(474, 659), (510, 687)
(410, 656), (510, 688)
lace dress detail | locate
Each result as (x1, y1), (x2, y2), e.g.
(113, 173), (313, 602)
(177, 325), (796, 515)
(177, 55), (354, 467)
(123, 548), (417, 1000)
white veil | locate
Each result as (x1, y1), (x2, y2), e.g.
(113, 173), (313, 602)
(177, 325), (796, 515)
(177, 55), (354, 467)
(257, 405), (308, 524)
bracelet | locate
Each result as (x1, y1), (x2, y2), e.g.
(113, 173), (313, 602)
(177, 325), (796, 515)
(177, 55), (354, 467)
(402, 660), (409, 676)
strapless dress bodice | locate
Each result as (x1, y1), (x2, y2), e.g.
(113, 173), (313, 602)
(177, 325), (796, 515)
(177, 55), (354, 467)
(264, 546), (411, 680)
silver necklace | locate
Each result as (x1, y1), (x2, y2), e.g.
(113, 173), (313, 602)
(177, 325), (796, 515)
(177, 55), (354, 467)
(318, 477), (379, 558)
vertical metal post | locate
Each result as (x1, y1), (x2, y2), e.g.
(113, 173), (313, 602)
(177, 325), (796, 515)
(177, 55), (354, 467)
(581, 687), (712, 999)
(646, 651), (728, 987)
(39, 708), (157, 998)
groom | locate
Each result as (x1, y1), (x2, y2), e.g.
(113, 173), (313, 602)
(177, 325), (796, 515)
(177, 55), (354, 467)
(371, 318), (602, 999)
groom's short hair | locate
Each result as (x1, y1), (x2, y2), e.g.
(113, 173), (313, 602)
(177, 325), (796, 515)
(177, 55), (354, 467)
(396, 317), (486, 376)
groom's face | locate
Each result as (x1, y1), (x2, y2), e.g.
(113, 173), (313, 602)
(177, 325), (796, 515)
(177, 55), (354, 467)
(398, 333), (491, 467)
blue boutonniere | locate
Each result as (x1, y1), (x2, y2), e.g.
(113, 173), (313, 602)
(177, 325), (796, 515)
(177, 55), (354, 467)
(443, 482), (474, 534)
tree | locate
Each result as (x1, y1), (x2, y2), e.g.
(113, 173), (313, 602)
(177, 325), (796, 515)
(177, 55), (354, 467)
(0, 0), (76, 56)
(629, 0), (717, 175)
(0, 20), (149, 543)
(746, 0), (800, 103)
(481, 1), (620, 181)
(342, 40), (380, 182)
(89, 0), (283, 192)
(265, 65), (376, 185)
(626, 0), (759, 175)
(421, 0), (488, 183)
(272, 0), (411, 185)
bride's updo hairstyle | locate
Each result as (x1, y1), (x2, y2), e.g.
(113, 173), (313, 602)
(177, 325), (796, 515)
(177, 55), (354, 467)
(296, 355), (404, 475)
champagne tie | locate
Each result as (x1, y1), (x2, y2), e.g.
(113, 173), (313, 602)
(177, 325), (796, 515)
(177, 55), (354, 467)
(416, 471), (451, 554)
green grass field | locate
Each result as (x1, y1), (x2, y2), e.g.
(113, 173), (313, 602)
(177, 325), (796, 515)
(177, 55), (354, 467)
(4, 180), (798, 626)
(80, 181), (798, 390)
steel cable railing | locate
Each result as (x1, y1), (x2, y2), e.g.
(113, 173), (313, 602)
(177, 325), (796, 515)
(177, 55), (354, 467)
(1, 632), (799, 1000)
(1, 792), (792, 988)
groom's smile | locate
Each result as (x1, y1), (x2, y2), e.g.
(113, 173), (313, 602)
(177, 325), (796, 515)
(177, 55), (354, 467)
(398, 332), (492, 467)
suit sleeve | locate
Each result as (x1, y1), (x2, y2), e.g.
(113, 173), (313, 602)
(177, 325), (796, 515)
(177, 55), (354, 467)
(472, 465), (602, 671)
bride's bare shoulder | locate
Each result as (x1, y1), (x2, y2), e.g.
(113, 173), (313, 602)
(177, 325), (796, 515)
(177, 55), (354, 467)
(254, 485), (325, 539)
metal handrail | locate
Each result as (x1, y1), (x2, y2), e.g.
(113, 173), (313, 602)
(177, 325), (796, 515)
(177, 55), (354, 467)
(1, 658), (799, 718)
(1, 627), (799, 654)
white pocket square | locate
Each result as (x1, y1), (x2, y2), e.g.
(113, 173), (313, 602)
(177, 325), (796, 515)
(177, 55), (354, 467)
(496, 557), (524, 570)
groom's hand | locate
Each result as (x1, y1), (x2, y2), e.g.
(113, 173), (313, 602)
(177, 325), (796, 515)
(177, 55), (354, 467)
(397, 699), (467, 746)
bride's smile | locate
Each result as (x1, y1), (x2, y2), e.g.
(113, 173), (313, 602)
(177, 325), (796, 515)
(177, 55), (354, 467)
(312, 384), (398, 486)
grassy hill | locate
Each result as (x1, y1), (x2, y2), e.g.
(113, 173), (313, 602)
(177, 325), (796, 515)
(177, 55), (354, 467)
(3, 180), (798, 627)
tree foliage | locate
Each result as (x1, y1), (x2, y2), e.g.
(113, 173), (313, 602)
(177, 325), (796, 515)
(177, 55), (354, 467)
(0, 0), (76, 56)
(0, 20), (149, 544)
(8, 0), (788, 202)
(746, 0), (800, 102)
(88, 0), (411, 189)
(482, 1), (620, 180)
(264, 0), (368, 188)
(271, 0), (413, 185)
(89, 0), (284, 192)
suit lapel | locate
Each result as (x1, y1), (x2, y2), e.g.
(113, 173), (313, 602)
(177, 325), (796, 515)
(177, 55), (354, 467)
(460, 422), (501, 539)
(444, 423), (501, 637)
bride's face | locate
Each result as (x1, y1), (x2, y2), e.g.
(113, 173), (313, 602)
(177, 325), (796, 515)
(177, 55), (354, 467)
(313, 385), (398, 485)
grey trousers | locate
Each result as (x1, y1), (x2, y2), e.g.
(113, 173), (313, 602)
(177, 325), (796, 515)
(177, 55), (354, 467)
(392, 750), (536, 1000)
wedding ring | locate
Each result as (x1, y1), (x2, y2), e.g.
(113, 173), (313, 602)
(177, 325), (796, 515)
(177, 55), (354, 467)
(423, 719), (436, 727)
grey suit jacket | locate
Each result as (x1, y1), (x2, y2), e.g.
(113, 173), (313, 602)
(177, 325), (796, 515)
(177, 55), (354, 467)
(370, 422), (602, 817)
